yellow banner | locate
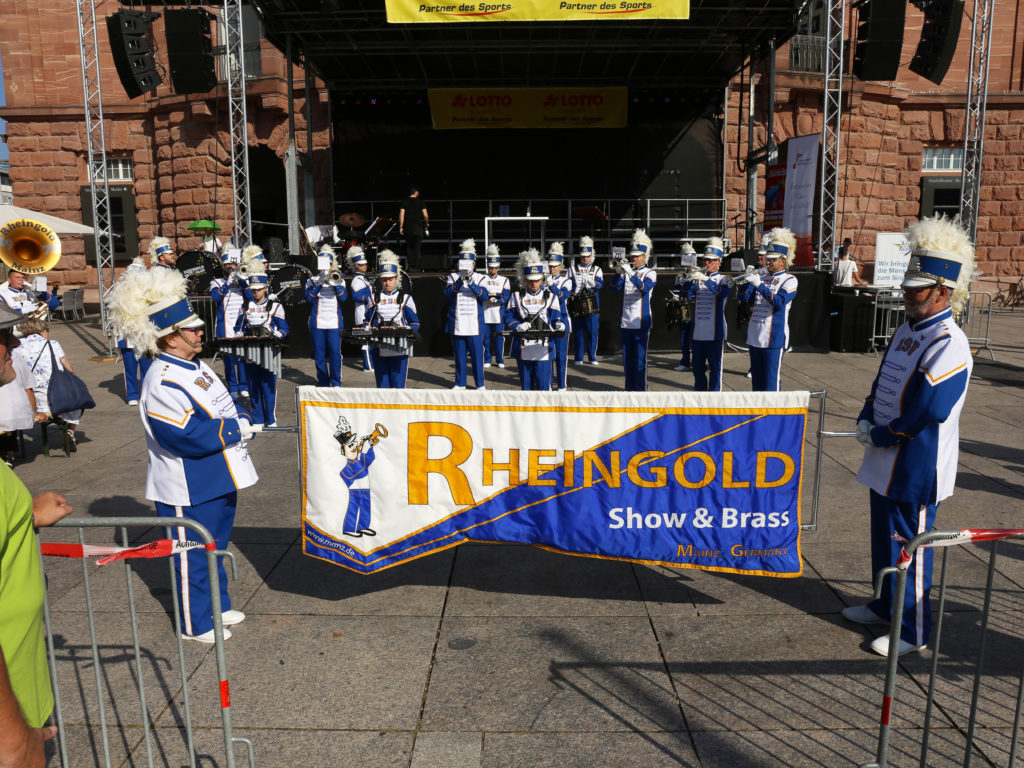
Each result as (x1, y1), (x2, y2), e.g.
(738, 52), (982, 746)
(429, 87), (627, 129)
(387, 0), (689, 22)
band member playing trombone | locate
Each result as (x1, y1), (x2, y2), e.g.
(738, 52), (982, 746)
(347, 245), (375, 372)
(363, 250), (420, 389)
(506, 250), (563, 391)
(681, 238), (731, 391)
(444, 238), (488, 390)
(210, 248), (249, 400)
(304, 245), (346, 387)
(546, 242), (574, 391)
(571, 236), (603, 366)
(235, 265), (288, 426)
(481, 244), (510, 369)
(613, 229), (657, 392)
(737, 227), (798, 392)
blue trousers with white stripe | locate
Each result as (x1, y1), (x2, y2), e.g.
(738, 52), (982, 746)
(620, 328), (650, 391)
(691, 338), (724, 392)
(370, 350), (409, 388)
(483, 322), (505, 365)
(120, 348), (152, 402)
(749, 346), (784, 392)
(310, 327), (343, 387)
(867, 490), (937, 647)
(573, 314), (599, 362)
(451, 334), (485, 388)
(222, 353), (247, 395)
(156, 492), (236, 637)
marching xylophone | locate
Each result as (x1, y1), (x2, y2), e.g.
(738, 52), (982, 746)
(215, 336), (283, 377)
(343, 327), (417, 355)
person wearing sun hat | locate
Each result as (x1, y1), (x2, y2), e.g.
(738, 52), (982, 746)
(107, 266), (260, 644)
(842, 215), (975, 658)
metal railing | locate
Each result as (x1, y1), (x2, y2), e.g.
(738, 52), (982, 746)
(789, 34), (827, 73)
(961, 290), (995, 360)
(333, 197), (728, 261)
(40, 517), (254, 768)
(870, 290), (906, 355)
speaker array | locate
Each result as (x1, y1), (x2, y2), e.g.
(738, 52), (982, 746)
(852, 1), (906, 81)
(909, 0), (965, 85)
(106, 10), (162, 99)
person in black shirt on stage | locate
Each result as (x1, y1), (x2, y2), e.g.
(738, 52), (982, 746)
(398, 186), (429, 272)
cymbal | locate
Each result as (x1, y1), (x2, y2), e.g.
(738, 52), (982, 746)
(337, 212), (366, 228)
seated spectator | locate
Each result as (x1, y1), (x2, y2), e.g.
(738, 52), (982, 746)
(0, 351), (44, 467)
(834, 245), (868, 287)
(12, 317), (84, 453)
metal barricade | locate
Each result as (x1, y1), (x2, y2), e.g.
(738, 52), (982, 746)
(860, 529), (1024, 768)
(961, 290), (995, 360)
(870, 290), (906, 355)
(38, 517), (255, 768)
(806, 389), (857, 533)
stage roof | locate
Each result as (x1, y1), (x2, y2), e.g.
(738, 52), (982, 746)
(251, 0), (802, 98)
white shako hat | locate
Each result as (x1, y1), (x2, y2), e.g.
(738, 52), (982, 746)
(107, 264), (203, 357)
(126, 256), (147, 274)
(764, 227), (796, 265)
(547, 241), (565, 265)
(318, 243), (337, 266)
(680, 241), (696, 255)
(458, 238), (477, 261)
(345, 244), (367, 269)
(629, 228), (653, 258)
(578, 235), (595, 257)
(701, 237), (724, 263)
(519, 248), (545, 281)
(147, 236), (173, 261)
(377, 249), (402, 281)
(757, 234), (770, 256)
(485, 243), (501, 267)
(901, 215), (976, 317)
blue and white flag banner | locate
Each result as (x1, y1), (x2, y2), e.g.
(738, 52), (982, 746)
(298, 387), (809, 577)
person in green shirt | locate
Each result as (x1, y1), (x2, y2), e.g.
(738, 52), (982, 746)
(0, 305), (73, 768)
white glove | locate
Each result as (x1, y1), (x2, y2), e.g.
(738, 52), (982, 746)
(856, 419), (874, 447)
(268, 293), (278, 302)
(517, 322), (531, 332)
(239, 422), (262, 440)
(554, 322), (565, 332)
(746, 273), (761, 288)
(689, 270), (709, 283)
(622, 261), (635, 277)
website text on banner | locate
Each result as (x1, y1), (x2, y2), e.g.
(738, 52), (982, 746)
(429, 88), (628, 130)
(299, 388), (809, 576)
(387, 0), (689, 23)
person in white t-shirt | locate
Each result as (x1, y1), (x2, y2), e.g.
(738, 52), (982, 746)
(833, 244), (867, 287)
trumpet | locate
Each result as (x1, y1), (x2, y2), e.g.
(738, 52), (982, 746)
(238, 261), (252, 279)
(357, 423), (388, 452)
(727, 265), (758, 287)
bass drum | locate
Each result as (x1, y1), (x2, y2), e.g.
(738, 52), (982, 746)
(270, 263), (314, 306)
(176, 250), (222, 295)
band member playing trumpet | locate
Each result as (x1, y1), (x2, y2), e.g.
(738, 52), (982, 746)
(480, 244), (510, 369)
(546, 243), (574, 391)
(363, 250), (420, 389)
(506, 250), (564, 391)
(347, 245), (375, 372)
(210, 248), (250, 400)
(235, 266), (289, 426)
(613, 229), (657, 392)
(444, 238), (488, 390)
(0, 268), (60, 316)
(737, 227), (798, 392)
(682, 237), (731, 392)
(304, 245), (346, 387)
(571, 236), (603, 366)
(671, 240), (697, 372)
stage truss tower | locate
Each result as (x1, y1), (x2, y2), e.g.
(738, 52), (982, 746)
(959, 0), (994, 244)
(76, 0), (115, 346)
(816, 0), (845, 271)
(224, 0), (253, 246)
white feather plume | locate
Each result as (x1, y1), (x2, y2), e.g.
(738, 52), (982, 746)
(767, 227), (797, 265)
(905, 215), (976, 318)
(147, 237), (170, 259)
(631, 228), (653, 255)
(460, 238), (477, 255)
(107, 266), (189, 357)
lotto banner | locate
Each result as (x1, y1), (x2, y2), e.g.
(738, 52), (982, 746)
(429, 87), (628, 130)
(299, 388), (808, 576)
(386, 0), (689, 23)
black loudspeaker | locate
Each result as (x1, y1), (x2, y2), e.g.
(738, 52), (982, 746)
(910, 0), (965, 85)
(852, 1), (906, 81)
(164, 9), (218, 95)
(106, 10), (162, 99)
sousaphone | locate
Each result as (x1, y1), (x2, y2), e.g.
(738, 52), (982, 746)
(0, 218), (62, 275)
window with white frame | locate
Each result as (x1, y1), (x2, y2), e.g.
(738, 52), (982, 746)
(89, 157), (134, 182)
(922, 147), (964, 172)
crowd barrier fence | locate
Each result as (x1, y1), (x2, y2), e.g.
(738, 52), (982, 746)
(38, 516), (255, 768)
(870, 290), (906, 355)
(962, 291), (995, 360)
(860, 529), (1024, 768)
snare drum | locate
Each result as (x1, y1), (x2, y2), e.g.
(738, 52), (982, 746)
(665, 298), (694, 328)
(568, 288), (599, 319)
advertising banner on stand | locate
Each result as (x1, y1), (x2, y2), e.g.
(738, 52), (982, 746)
(298, 388), (809, 576)
(873, 232), (913, 287)
(763, 163), (786, 231)
(782, 134), (820, 266)
(387, 0), (689, 23)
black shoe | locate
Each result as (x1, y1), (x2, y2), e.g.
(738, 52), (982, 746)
(68, 432), (77, 453)
(343, 530), (362, 538)
(357, 528), (376, 536)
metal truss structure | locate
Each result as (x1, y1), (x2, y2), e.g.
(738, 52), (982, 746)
(959, 0), (994, 244)
(223, 0), (252, 247)
(76, 0), (115, 345)
(816, 0), (845, 271)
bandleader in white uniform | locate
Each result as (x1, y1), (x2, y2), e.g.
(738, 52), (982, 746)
(612, 228), (656, 391)
(842, 216), (975, 657)
(304, 244), (346, 387)
(683, 237), (731, 391)
(108, 267), (260, 644)
(443, 238), (488, 390)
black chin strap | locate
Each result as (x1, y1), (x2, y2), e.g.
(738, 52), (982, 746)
(176, 328), (202, 350)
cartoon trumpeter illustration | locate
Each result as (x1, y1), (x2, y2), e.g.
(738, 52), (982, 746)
(335, 417), (387, 538)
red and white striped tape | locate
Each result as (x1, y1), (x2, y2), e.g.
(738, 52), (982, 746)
(893, 529), (1024, 570)
(41, 539), (209, 566)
